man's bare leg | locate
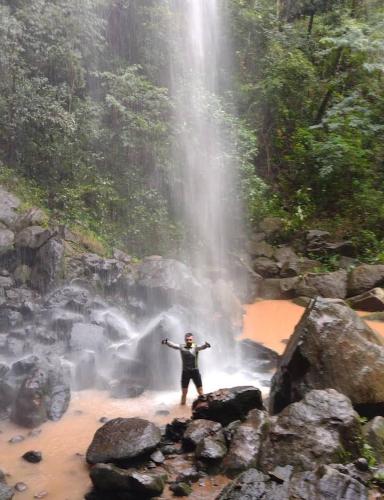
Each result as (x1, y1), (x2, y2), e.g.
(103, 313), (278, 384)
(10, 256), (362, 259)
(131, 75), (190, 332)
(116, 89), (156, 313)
(181, 388), (188, 405)
(197, 387), (204, 397)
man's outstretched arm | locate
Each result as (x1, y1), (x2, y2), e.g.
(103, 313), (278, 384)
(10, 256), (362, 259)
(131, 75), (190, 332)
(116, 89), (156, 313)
(161, 339), (181, 350)
(196, 341), (211, 351)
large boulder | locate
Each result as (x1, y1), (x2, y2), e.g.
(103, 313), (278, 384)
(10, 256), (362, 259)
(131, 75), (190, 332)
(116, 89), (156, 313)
(134, 257), (203, 310)
(0, 186), (20, 228)
(192, 386), (263, 426)
(294, 270), (348, 299)
(90, 463), (167, 498)
(260, 389), (361, 472)
(348, 288), (384, 312)
(30, 238), (64, 293)
(86, 418), (161, 465)
(182, 419), (222, 451)
(348, 264), (384, 297)
(10, 356), (71, 427)
(270, 297), (384, 416)
(259, 277), (299, 299)
(238, 339), (279, 374)
(15, 226), (52, 249)
(0, 228), (14, 255)
(223, 409), (267, 477)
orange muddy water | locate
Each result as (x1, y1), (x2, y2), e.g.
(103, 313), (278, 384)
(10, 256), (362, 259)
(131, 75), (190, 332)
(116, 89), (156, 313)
(1, 299), (384, 499)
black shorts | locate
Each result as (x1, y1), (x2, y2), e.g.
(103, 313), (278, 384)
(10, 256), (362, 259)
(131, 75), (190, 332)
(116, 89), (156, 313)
(181, 369), (202, 389)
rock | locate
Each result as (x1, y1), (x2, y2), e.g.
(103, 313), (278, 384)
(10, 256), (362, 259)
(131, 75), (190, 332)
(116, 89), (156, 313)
(14, 208), (47, 231)
(354, 457), (369, 472)
(45, 286), (92, 312)
(195, 430), (227, 462)
(22, 450), (42, 463)
(259, 277), (299, 299)
(11, 357), (70, 427)
(0, 229), (14, 255)
(348, 264), (384, 297)
(362, 312), (384, 322)
(81, 253), (126, 289)
(15, 226), (52, 249)
(0, 309), (23, 332)
(280, 257), (319, 278)
(8, 435), (25, 444)
(252, 257), (280, 278)
(73, 351), (96, 390)
(30, 238), (64, 293)
(238, 340), (279, 373)
(292, 296), (312, 307)
(169, 482), (193, 496)
(182, 420), (222, 451)
(0, 481), (14, 500)
(112, 249), (132, 264)
(86, 417), (162, 465)
(175, 467), (200, 483)
(69, 323), (105, 352)
(270, 297), (384, 416)
(90, 463), (167, 497)
(294, 270), (348, 299)
(260, 389), (361, 472)
(13, 264), (31, 286)
(259, 217), (285, 236)
(216, 468), (290, 500)
(109, 379), (144, 399)
(305, 229), (331, 247)
(0, 186), (21, 227)
(363, 416), (384, 463)
(348, 288), (384, 312)
(33, 491), (48, 499)
(288, 464), (368, 499)
(14, 482), (27, 492)
(248, 241), (274, 259)
(150, 450), (165, 464)
(192, 387), (264, 426)
(135, 258), (202, 310)
(165, 417), (190, 442)
(223, 409), (267, 477)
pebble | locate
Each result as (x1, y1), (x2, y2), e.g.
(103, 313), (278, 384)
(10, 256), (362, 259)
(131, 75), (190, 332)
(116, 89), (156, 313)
(99, 417), (109, 423)
(34, 491), (48, 499)
(28, 429), (42, 437)
(73, 410), (83, 416)
(15, 482), (28, 492)
(155, 410), (170, 416)
(22, 451), (42, 464)
(9, 435), (25, 444)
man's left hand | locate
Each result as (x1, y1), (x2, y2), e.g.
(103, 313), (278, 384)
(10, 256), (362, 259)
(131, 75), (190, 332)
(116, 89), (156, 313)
(205, 342), (211, 348)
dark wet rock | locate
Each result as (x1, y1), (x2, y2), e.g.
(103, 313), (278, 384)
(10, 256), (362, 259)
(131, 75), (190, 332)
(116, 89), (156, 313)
(44, 286), (92, 312)
(363, 416), (384, 463)
(69, 323), (105, 351)
(294, 270), (348, 299)
(22, 450), (42, 463)
(49, 310), (84, 337)
(81, 253), (126, 289)
(109, 379), (145, 399)
(0, 229), (14, 256)
(288, 464), (368, 499)
(223, 409), (267, 477)
(305, 229), (331, 248)
(8, 434), (25, 444)
(270, 297), (384, 416)
(280, 257), (319, 278)
(238, 339), (279, 373)
(30, 238), (64, 293)
(13, 264), (31, 286)
(292, 296), (312, 307)
(175, 466), (200, 483)
(15, 226), (52, 249)
(165, 417), (190, 442)
(260, 389), (361, 472)
(259, 277), (299, 299)
(348, 264), (384, 297)
(216, 467), (290, 500)
(90, 463), (167, 498)
(169, 481), (192, 496)
(348, 287), (384, 312)
(195, 429), (227, 462)
(93, 311), (130, 341)
(0, 186), (21, 228)
(161, 444), (181, 456)
(354, 457), (369, 472)
(11, 357), (70, 427)
(86, 417), (162, 465)
(182, 420), (222, 451)
(0, 481), (14, 500)
(252, 257), (280, 278)
(192, 386), (263, 426)
(14, 482), (27, 492)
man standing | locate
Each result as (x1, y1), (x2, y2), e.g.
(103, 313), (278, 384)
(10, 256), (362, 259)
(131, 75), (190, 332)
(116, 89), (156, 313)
(161, 333), (211, 405)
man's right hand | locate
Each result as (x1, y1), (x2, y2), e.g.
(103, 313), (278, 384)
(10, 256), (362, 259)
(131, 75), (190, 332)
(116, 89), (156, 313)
(161, 339), (168, 345)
